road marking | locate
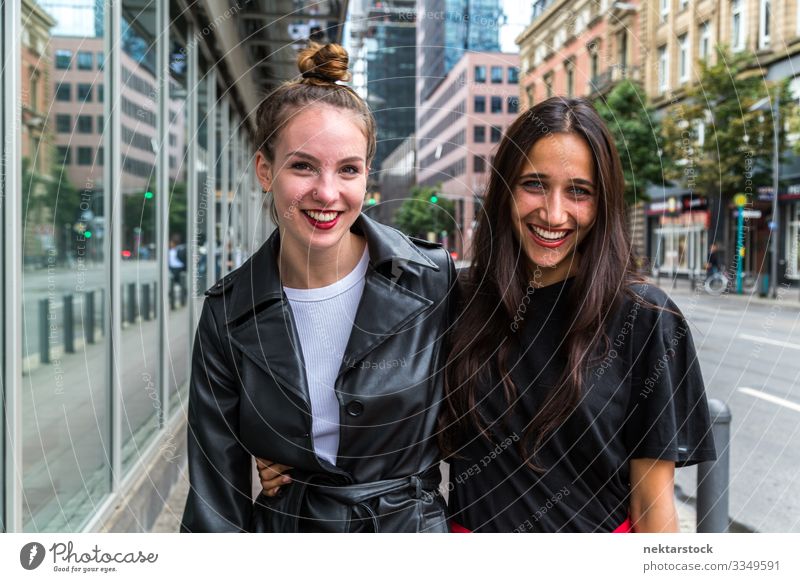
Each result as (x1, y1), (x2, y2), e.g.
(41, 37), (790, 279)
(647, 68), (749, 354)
(739, 333), (800, 351)
(738, 387), (800, 413)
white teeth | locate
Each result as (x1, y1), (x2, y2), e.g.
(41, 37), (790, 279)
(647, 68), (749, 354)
(304, 210), (338, 222)
(530, 225), (569, 240)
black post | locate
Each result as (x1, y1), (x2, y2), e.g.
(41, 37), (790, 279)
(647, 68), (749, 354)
(128, 282), (137, 324)
(64, 294), (75, 353)
(39, 298), (50, 364)
(142, 282), (151, 321)
(696, 399), (732, 533)
(85, 290), (96, 344)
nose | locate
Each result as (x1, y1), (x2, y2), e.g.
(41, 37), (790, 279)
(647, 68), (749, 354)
(540, 190), (568, 227)
(311, 170), (339, 206)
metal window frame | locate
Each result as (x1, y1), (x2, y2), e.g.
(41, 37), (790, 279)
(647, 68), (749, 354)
(220, 96), (230, 276)
(205, 69), (217, 290)
(3, 0), (23, 533)
(186, 19), (198, 354)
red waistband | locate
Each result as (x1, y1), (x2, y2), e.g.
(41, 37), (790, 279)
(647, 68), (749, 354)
(450, 516), (634, 533)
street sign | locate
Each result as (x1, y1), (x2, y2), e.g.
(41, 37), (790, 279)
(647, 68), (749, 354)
(734, 194), (748, 207)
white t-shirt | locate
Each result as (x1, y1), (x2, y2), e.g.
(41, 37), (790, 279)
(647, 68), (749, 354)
(282, 247), (370, 465)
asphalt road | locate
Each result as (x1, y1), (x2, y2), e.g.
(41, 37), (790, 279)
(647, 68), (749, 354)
(662, 279), (800, 533)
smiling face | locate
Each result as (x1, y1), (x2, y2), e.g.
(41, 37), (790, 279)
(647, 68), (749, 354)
(510, 132), (598, 286)
(255, 105), (369, 257)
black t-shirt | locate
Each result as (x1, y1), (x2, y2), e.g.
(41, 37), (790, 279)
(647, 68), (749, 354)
(447, 277), (717, 532)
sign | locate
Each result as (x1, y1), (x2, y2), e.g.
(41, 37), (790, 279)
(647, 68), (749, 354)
(734, 194), (748, 207)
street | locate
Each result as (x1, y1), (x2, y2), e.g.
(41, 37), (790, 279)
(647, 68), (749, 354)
(661, 279), (800, 533)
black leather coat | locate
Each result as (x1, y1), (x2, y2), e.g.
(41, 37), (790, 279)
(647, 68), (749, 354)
(180, 214), (455, 532)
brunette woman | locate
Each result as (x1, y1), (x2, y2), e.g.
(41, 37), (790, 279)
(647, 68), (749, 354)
(441, 97), (716, 533)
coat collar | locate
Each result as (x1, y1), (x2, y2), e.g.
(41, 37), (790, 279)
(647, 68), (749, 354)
(223, 212), (438, 326)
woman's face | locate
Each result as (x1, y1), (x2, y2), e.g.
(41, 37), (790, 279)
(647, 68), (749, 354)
(256, 105), (369, 254)
(510, 132), (598, 286)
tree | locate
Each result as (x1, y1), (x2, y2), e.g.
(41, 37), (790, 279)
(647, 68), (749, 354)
(393, 185), (457, 240)
(595, 80), (668, 206)
(660, 46), (792, 222)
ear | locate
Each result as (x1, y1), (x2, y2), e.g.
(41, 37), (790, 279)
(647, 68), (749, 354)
(255, 150), (273, 191)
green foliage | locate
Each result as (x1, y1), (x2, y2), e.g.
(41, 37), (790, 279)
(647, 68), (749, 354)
(393, 185), (457, 239)
(595, 80), (667, 206)
(660, 46), (792, 201)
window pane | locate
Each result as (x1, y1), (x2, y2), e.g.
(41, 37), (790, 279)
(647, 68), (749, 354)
(22, 1), (110, 531)
(77, 115), (92, 133)
(491, 125), (502, 143)
(474, 125), (485, 142)
(120, 2), (160, 472)
(507, 96), (519, 114)
(491, 66), (503, 83)
(491, 96), (502, 113)
(507, 66), (518, 84)
(474, 95), (486, 113)
(77, 83), (92, 102)
(474, 65), (486, 83)
(77, 51), (92, 70)
(168, 16), (190, 408)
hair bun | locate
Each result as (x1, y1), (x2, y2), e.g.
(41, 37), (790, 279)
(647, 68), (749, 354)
(297, 42), (351, 84)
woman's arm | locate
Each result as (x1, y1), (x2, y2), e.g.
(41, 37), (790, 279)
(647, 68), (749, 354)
(629, 458), (680, 533)
(181, 300), (253, 532)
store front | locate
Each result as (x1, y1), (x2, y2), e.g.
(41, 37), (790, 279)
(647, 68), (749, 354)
(647, 195), (709, 276)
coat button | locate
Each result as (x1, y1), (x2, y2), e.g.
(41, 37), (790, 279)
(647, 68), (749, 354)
(346, 400), (364, 417)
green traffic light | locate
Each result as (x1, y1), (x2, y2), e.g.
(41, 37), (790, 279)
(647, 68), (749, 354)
(144, 191), (154, 199)
(84, 231), (92, 239)
(367, 198), (377, 205)
(430, 195), (438, 203)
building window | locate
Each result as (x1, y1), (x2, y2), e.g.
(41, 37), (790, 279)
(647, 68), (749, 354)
(475, 65), (486, 83)
(679, 0), (689, 10)
(732, 0), (745, 51)
(545, 74), (553, 98)
(660, 0), (669, 23)
(507, 97), (519, 114)
(491, 125), (502, 143)
(77, 51), (93, 70)
(55, 49), (72, 69)
(77, 115), (93, 134)
(474, 95), (486, 113)
(97, 52), (105, 70)
(474, 155), (486, 173)
(658, 45), (669, 94)
(77, 83), (93, 102)
(474, 125), (486, 142)
(491, 96), (503, 113)
(77, 146), (93, 165)
(699, 21), (711, 60)
(567, 66), (575, 97)
(526, 84), (535, 107)
(97, 115), (104, 132)
(508, 66), (518, 84)
(591, 51), (599, 86)
(55, 83), (71, 101)
(678, 34), (689, 84)
(97, 84), (104, 102)
(97, 146), (104, 165)
(55, 114), (72, 133)
(56, 145), (71, 165)
(759, 0), (771, 49)
(491, 66), (503, 83)
(29, 69), (40, 111)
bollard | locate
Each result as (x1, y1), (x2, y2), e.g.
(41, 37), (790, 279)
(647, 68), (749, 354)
(64, 294), (75, 353)
(39, 298), (51, 364)
(142, 282), (151, 321)
(85, 290), (96, 344)
(128, 282), (137, 324)
(690, 272), (696, 292)
(169, 278), (177, 311)
(696, 399), (731, 533)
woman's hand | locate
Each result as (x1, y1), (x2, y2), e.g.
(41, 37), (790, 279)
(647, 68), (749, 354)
(256, 458), (293, 497)
(629, 458), (680, 532)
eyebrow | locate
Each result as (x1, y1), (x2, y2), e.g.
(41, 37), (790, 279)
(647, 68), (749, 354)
(518, 172), (595, 189)
(285, 150), (364, 164)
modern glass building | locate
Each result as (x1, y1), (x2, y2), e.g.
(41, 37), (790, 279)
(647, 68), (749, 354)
(2, 0), (346, 532)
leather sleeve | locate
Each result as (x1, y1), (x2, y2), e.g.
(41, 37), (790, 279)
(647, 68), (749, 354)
(180, 299), (252, 532)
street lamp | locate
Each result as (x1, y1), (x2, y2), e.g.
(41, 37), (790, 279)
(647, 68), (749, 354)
(748, 89), (780, 299)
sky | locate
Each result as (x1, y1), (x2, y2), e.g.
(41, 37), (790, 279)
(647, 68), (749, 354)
(500, 0), (534, 53)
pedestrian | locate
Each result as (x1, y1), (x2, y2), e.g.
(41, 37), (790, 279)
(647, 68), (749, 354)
(439, 97), (717, 532)
(706, 242), (721, 277)
(180, 42), (456, 532)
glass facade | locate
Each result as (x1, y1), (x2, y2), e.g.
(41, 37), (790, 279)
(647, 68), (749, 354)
(2, 0), (263, 532)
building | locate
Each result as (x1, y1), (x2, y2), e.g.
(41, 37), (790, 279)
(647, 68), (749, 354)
(417, 0), (504, 105)
(417, 51), (520, 258)
(642, 0), (800, 284)
(373, 133), (416, 224)
(517, 0), (643, 107)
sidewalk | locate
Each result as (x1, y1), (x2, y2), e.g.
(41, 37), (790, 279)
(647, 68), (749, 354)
(651, 274), (800, 311)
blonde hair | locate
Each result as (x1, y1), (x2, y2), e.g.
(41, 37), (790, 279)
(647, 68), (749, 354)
(255, 42), (376, 225)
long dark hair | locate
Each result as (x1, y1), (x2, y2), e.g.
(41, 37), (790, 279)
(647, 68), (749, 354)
(440, 97), (645, 468)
